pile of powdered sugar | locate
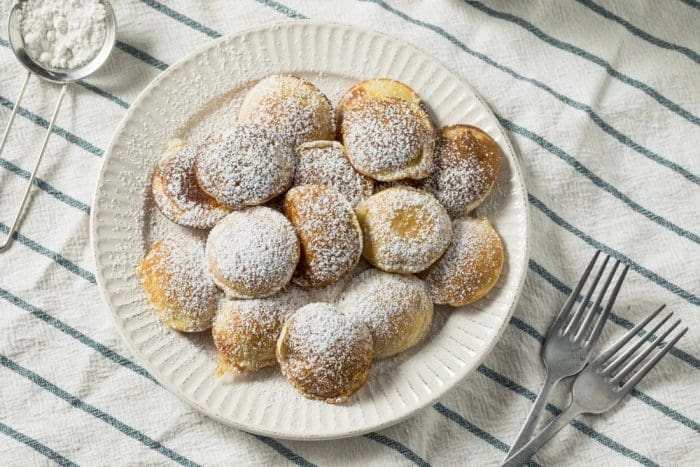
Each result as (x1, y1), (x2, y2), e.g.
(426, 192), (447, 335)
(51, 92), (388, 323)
(20, 0), (107, 70)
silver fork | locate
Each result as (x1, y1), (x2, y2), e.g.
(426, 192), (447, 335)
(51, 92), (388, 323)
(503, 306), (688, 466)
(507, 251), (629, 456)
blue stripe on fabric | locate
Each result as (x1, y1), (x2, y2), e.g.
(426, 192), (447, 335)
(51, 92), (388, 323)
(527, 259), (700, 369)
(0, 421), (78, 467)
(0, 289), (316, 467)
(0, 287), (157, 383)
(432, 403), (539, 467)
(677, 0), (700, 8)
(476, 366), (658, 466)
(256, 0), (309, 19)
(0, 354), (200, 467)
(75, 79), (130, 109)
(497, 115), (699, 244)
(364, 432), (431, 467)
(0, 158), (90, 213)
(361, 0), (699, 185)
(137, 0), (222, 38)
(115, 41), (169, 71)
(463, 0), (700, 126)
(0, 95), (103, 157)
(249, 435), (317, 467)
(576, 0), (700, 63)
(629, 389), (700, 433)
(0, 222), (96, 283)
(528, 194), (700, 306)
(509, 316), (545, 344)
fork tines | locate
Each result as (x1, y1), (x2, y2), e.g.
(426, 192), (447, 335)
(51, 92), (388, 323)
(592, 305), (688, 391)
(551, 250), (630, 346)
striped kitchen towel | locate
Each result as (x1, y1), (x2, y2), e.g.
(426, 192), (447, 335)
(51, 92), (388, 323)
(0, 0), (697, 465)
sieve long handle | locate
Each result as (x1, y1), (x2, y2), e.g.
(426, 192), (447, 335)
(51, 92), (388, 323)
(0, 73), (67, 252)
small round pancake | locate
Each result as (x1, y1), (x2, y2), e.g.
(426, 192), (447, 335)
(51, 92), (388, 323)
(355, 187), (452, 273)
(294, 140), (374, 207)
(238, 75), (335, 148)
(338, 269), (433, 359)
(337, 79), (435, 181)
(138, 236), (220, 332)
(151, 139), (230, 229)
(336, 78), (422, 120)
(339, 98), (435, 181)
(420, 216), (504, 306)
(284, 184), (363, 288)
(276, 303), (373, 403)
(422, 125), (501, 217)
(194, 125), (294, 210)
(206, 207), (300, 298)
(212, 286), (309, 375)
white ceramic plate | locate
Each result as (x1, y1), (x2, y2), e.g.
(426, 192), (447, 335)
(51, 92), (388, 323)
(91, 22), (529, 440)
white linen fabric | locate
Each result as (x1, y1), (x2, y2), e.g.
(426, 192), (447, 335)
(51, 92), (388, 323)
(0, 1), (698, 465)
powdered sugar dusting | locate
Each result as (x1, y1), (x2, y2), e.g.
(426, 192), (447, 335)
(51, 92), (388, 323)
(294, 141), (374, 207)
(357, 187), (452, 273)
(213, 286), (310, 373)
(138, 236), (220, 332)
(195, 125), (294, 209)
(238, 75), (335, 148)
(338, 269), (432, 358)
(285, 185), (362, 287)
(422, 126), (500, 217)
(206, 207), (299, 298)
(278, 303), (373, 402)
(152, 143), (230, 229)
(341, 98), (431, 175)
(422, 217), (503, 305)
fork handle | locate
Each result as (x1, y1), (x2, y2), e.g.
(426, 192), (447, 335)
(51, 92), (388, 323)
(507, 372), (561, 455)
(502, 402), (582, 466)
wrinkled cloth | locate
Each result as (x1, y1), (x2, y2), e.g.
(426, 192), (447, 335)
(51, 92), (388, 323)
(0, 1), (698, 465)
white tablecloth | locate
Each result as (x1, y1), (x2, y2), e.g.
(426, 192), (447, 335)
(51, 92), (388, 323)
(1, 1), (698, 465)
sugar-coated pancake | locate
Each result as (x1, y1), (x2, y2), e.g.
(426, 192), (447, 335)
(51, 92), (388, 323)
(422, 125), (501, 217)
(206, 207), (300, 298)
(420, 216), (504, 306)
(355, 186), (452, 273)
(336, 78), (422, 120)
(337, 79), (435, 181)
(294, 140), (374, 207)
(338, 269), (433, 359)
(212, 286), (309, 375)
(284, 184), (363, 287)
(151, 139), (230, 229)
(194, 124), (294, 209)
(238, 74), (335, 148)
(138, 236), (220, 332)
(276, 303), (373, 403)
